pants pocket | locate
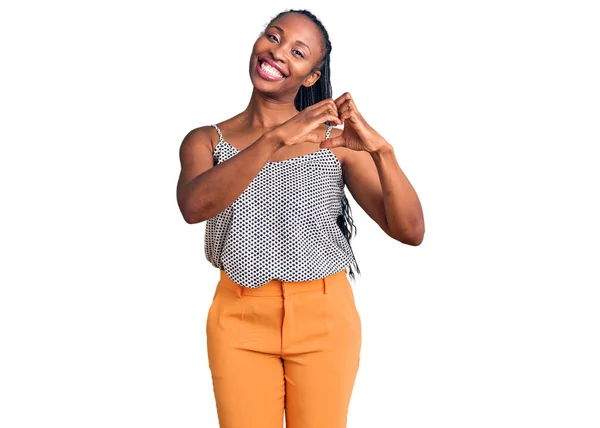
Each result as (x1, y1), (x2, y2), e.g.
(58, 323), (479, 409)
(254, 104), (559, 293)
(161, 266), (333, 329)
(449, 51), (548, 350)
(206, 286), (220, 333)
(326, 279), (361, 340)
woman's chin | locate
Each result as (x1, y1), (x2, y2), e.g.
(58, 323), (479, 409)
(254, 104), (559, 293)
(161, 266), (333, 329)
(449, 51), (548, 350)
(250, 74), (282, 93)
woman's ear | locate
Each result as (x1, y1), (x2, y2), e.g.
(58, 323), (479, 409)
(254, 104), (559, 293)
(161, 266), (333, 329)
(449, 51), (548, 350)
(302, 69), (322, 88)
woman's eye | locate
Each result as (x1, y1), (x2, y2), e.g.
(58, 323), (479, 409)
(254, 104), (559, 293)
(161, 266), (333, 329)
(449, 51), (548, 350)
(293, 50), (305, 58)
(267, 34), (278, 42)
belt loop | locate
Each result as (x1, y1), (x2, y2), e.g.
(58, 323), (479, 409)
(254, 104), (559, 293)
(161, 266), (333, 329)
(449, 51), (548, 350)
(322, 277), (328, 295)
(238, 285), (243, 299)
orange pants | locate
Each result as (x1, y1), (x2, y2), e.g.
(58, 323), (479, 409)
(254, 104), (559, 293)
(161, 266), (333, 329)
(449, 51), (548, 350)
(206, 268), (362, 428)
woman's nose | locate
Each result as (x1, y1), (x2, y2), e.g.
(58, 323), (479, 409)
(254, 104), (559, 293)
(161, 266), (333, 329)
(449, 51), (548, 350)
(269, 44), (287, 62)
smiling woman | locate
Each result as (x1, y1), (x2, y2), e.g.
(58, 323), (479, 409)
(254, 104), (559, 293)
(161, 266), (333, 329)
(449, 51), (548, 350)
(176, 8), (424, 428)
(250, 11), (336, 117)
(255, 26), (308, 80)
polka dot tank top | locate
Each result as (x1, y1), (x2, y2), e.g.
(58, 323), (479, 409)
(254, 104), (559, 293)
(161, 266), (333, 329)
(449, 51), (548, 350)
(204, 124), (359, 288)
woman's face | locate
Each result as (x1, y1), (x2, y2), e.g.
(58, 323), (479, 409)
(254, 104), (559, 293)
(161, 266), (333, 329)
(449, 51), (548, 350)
(249, 13), (325, 98)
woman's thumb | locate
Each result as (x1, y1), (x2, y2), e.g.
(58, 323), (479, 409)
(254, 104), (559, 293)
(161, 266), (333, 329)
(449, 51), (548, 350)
(321, 135), (342, 149)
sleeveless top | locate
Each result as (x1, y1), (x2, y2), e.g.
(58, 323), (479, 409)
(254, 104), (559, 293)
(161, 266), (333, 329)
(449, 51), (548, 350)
(204, 123), (359, 288)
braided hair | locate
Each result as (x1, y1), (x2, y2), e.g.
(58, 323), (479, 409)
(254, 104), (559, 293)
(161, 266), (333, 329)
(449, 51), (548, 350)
(264, 9), (361, 282)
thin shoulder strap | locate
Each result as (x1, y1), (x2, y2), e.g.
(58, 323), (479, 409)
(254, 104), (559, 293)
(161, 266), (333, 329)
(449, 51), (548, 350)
(211, 124), (224, 142)
(325, 124), (333, 140)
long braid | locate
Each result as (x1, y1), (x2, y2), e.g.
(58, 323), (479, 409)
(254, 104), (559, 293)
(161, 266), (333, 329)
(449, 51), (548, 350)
(265, 9), (361, 282)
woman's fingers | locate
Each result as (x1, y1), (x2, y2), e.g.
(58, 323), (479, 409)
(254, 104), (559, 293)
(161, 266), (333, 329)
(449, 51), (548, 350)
(306, 109), (340, 128)
(279, 98), (343, 146)
(337, 98), (363, 124)
(338, 106), (353, 122)
(337, 97), (358, 114)
(303, 115), (340, 143)
(317, 113), (342, 127)
(308, 95), (355, 118)
(312, 98), (339, 119)
(313, 97), (338, 111)
(334, 92), (352, 110)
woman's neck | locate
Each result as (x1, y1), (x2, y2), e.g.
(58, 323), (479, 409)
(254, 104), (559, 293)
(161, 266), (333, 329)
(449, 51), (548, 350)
(238, 88), (299, 130)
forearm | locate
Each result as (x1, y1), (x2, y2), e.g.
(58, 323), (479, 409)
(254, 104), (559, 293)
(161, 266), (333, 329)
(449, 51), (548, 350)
(182, 132), (283, 223)
(370, 142), (425, 245)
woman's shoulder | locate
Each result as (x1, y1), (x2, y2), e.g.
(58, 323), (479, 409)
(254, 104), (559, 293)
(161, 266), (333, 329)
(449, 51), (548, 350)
(182, 125), (220, 152)
(185, 115), (240, 152)
(211, 115), (247, 148)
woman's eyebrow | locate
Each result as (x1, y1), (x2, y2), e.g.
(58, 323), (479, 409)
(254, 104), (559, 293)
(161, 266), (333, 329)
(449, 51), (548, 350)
(269, 25), (312, 54)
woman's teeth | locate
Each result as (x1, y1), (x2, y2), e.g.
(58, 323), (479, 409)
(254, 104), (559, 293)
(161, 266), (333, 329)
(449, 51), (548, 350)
(260, 61), (284, 78)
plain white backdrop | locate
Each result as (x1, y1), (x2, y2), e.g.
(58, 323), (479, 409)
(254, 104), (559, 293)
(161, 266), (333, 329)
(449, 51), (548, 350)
(1, 0), (599, 427)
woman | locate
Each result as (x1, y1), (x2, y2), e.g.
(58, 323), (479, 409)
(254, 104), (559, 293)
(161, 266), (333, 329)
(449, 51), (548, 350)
(176, 9), (424, 428)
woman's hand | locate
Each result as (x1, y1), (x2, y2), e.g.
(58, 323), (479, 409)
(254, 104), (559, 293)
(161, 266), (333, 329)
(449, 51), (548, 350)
(320, 92), (388, 153)
(271, 98), (342, 147)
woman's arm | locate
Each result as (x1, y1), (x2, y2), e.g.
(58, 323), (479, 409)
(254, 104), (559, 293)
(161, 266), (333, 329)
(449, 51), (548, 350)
(321, 92), (425, 245)
(342, 138), (425, 245)
(176, 126), (283, 224)
(177, 100), (342, 224)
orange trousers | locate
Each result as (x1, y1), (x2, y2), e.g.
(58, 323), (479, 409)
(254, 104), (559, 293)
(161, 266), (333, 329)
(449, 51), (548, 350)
(206, 268), (362, 428)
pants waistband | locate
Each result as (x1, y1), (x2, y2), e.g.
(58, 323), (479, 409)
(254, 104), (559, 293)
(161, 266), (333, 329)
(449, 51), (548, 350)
(218, 268), (349, 298)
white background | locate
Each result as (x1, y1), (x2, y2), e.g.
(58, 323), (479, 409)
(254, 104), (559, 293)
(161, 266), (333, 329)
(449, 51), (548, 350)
(1, 1), (599, 427)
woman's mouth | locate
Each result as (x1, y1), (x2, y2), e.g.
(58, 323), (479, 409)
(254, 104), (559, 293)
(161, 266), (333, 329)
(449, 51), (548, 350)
(257, 59), (286, 81)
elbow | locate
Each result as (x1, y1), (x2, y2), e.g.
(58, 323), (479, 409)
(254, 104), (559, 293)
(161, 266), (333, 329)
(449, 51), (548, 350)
(183, 207), (210, 224)
(177, 186), (211, 224)
(183, 212), (201, 224)
(180, 201), (207, 225)
(181, 207), (200, 224)
(409, 223), (425, 246)
(393, 222), (425, 246)
(404, 230), (424, 246)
